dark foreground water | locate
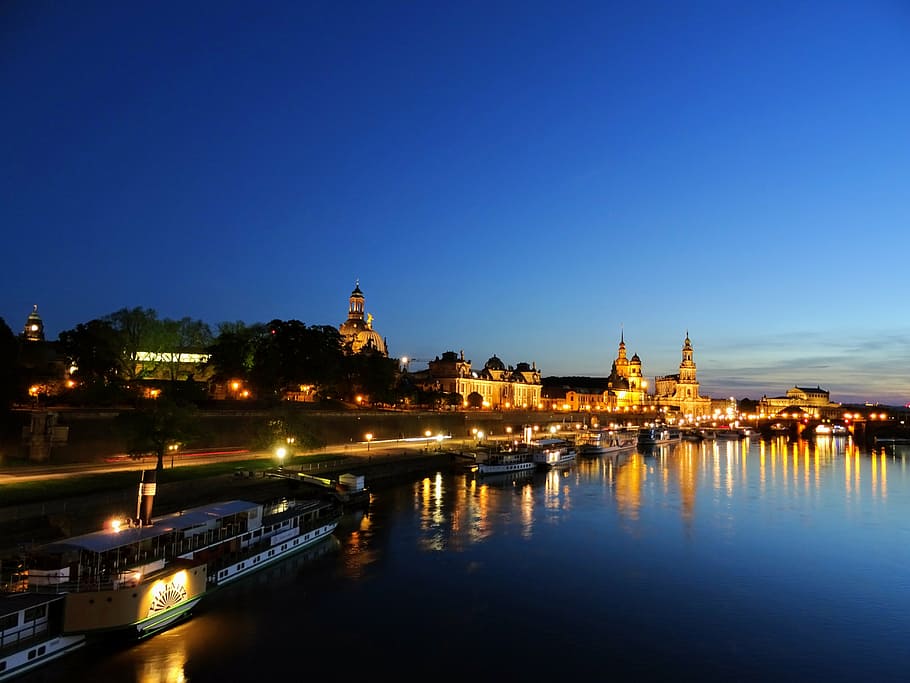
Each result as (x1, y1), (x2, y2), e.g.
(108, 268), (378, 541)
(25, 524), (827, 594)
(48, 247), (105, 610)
(21, 436), (910, 682)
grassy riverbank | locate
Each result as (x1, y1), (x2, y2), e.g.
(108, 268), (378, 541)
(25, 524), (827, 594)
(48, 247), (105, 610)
(0, 452), (348, 508)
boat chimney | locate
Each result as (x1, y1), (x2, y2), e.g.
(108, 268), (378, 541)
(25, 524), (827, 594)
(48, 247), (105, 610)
(136, 469), (157, 526)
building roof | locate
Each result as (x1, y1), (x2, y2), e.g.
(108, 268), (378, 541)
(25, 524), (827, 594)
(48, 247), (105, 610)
(36, 499), (259, 555)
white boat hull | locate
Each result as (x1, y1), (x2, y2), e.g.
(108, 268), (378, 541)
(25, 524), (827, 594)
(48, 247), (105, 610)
(210, 520), (340, 587)
(477, 461), (536, 475)
(0, 633), (85, 682)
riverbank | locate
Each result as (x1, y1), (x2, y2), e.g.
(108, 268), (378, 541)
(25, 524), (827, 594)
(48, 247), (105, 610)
(0, 448), (456, 556)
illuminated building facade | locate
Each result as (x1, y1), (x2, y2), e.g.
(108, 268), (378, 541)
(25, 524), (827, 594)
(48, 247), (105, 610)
(425, 351), (542, 409)
(541, 333), (712, 421)
(758, 386), (840, 418)
(653, 333), (712, 418)
(604, 332), (647, 409)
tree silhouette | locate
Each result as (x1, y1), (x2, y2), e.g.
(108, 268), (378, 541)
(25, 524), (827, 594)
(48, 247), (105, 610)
(116, 396), (200, 472)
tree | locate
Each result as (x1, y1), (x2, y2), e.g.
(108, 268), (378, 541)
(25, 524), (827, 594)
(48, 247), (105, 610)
(338, 351), (400, 405)
(206, 321), (265, 384)
(104, 307), (167, 381)
(249, 320), (346, 398)
(159, 317), (213, 382)
(466, 392), (484, 409)
(0, 318), (19, 408)
(253, 407), (324, 452)
(116, 396), (200, 472)
(57, 319), (123, 386)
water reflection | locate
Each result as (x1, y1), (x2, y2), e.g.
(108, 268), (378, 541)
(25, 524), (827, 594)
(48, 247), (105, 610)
(614, 452), (648, 521)
(25, 438), (910, 683)
(135, 631), (187, 683)
(419, 438), (901, 544)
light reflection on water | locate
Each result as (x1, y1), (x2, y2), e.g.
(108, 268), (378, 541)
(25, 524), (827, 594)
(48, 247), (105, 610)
(21, 437), (910, 682)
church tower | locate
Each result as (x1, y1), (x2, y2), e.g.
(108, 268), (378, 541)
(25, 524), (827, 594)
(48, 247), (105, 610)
(674, 332), (699, 399)
(607, 330), (646, 408)
(22, 305), (45, 342)
(614, 331), (630, 380)
(653, 331), (711, 419)
(347, 283), (365, 322)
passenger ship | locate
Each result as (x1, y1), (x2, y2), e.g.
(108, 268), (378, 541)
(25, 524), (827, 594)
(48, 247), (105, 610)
(476, 448), (536, 475)
(26, 496), (340, 639)
(576, 427), (638, 457)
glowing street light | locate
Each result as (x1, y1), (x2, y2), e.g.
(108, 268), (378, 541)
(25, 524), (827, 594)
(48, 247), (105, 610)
(365, 433), (373, 451)
(275, 446), (287, 462)
(168, 442), (180, 468)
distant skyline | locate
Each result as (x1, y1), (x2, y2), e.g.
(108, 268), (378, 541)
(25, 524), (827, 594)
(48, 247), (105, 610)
(2, 2), (908, 406)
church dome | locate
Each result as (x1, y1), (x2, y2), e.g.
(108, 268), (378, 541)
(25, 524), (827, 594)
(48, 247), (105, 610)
(631, 353), (641, 363)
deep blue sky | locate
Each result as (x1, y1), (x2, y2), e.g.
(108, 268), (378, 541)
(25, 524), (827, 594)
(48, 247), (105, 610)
(2, 1), (909, 405)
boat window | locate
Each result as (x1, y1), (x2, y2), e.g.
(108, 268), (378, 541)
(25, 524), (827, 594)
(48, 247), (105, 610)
(24, 604), (47, 621)
(0, 613), (17, 630)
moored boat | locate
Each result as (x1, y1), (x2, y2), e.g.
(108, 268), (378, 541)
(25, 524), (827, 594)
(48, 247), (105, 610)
(576, 427), (638, 457)
(476, 448), (536, 475)
(637, 426), (682, 446)
(25, 496), (341, 637)
(531, 438), (577, 469)
(27, 543), (208, 640)
(181, 498), (341, 588)
(0, 592), (86, 682)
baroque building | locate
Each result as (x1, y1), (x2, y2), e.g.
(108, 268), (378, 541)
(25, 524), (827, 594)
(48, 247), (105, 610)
(605, 332), (647, 409)
(653, 333), (712, 419)
(758, 386), (841, 419)
(541, 332), (713, 421)
(338, 281), (387, 356)
(423, 351), (542, 409)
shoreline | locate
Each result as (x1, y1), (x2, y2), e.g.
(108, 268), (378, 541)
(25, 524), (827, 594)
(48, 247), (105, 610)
(0, 450), (455, 557)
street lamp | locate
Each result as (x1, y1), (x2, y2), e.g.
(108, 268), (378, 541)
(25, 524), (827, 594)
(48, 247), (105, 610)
(365, 433), (373, 451)
(425, 429), (432, 452)
(275, 446), (287, 465)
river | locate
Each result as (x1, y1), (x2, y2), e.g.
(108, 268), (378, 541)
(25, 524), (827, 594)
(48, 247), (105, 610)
(19, 435), (910, 682)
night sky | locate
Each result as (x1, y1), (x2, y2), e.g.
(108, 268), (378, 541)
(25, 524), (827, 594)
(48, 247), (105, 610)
(2, 1), (908, 404)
